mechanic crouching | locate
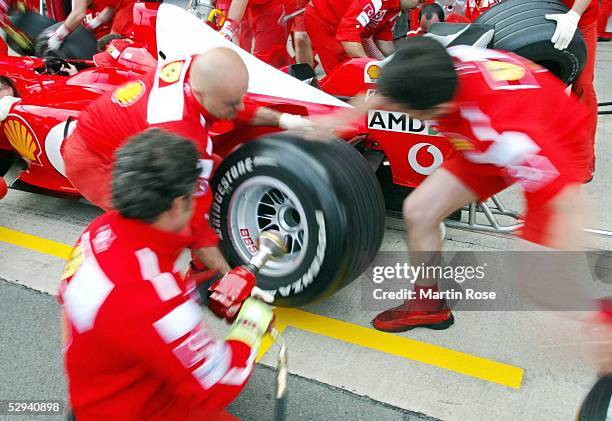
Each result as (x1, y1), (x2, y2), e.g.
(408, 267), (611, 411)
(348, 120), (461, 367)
(59, 129), (274, 421)
(61, 47), (312, 283)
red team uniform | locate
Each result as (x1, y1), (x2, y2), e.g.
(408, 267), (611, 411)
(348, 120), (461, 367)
(59, 212), (255, 420)
(304, 0), (400, 73)
(437, 46), (590, 245)
(92, 0), (136, 35)
(62, 56), (256, 249)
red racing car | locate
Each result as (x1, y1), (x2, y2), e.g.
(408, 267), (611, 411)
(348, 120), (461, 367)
(0, 1), (587, 305)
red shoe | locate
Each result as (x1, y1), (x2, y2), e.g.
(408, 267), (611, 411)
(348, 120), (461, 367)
(372, 300), (454, 332)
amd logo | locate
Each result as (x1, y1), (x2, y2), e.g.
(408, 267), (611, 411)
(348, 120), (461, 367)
(367, 110), (439, 136)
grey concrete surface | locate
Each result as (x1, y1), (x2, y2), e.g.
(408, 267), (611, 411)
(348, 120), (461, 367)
(0, 36), (610, 421)
(0, 279), (435, 421)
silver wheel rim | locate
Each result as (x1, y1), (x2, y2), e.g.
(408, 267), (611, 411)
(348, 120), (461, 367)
(228, 175), (309, 277)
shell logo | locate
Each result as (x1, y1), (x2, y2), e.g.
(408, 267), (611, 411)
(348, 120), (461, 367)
(3, 117), (40, 163)
(484, 61), (526, 82)
(62, 244), (83, 280)
(112, 80), (146, 107)
(367, 64), (381, 80)
(159, 60), (184, 84)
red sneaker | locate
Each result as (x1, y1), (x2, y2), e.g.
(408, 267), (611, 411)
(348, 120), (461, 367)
(372, 300), (454, 332)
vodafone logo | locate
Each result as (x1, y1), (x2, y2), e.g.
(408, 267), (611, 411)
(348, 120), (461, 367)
(408, 143), (443, 175)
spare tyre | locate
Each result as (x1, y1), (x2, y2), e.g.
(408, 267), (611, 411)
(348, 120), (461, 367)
(35, 22), (98, 59)
(475, 0), (586, 84)
(7, 10), (56, 55)
(210, 134), (386, 307)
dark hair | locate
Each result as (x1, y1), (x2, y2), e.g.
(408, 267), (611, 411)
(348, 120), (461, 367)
(419, 3), (445, 22)
(97, 34), (126, 52)
(0, 76), (17, 96)
(112, 128), (200, 222)
(377, 37), (458, 110)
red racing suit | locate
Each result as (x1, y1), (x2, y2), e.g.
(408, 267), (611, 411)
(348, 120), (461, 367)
(59, 212), (255, 420)
(62, 55), (257, 249)
(305, 0), (400, 73)
(91, 0), (136, 35)
(435, 46), (590, 245)
(561, 0), (599, 175)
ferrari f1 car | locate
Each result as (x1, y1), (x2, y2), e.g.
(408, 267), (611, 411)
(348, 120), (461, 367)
(0, 1), (588, 305)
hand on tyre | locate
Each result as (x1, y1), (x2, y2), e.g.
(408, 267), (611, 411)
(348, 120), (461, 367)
(251, 286), (274, 304)
(219, 19), (239, 42)
(545, 11), (580, 50)
(47, 25), (71, 51)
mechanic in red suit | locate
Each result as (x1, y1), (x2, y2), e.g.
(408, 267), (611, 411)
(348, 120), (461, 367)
(304, 0), (424, 74)
(46, 0), (137, 52)
(60, 129), (273, 420)
(598, 0), (612, 40)
(218, 0), (292, 68)
(349, 39), (594, 331)
(546, 0), (599, 181)
(62, 47), (312, 277)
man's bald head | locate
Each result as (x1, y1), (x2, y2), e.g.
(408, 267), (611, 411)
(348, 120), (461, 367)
(189, 47), (249, 120)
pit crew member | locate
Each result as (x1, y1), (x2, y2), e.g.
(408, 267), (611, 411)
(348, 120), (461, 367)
(61, 47), (312, 278)
(219, 0), (292, 68)
(60, 129), (274, 420)
(406, 2), (444, 37)
(46, 0), (137, 52)
(353, 38), (594, 331)
(546, 0), (599, 181)
(304, 0), (424, 74)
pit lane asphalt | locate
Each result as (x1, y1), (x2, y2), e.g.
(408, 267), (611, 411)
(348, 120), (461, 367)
(0, 278), (436, 421)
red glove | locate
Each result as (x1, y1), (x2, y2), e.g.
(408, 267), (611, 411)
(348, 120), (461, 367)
(208, 266), (257, 321)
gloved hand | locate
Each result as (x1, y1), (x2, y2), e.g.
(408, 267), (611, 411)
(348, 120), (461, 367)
(545, 10), (580, 50)
(0, 96), (20, 121)
(226, 297), (274, 349)
(278, 113), (315, 130)
(219, 18), (239, 41)
(47, 24), (71, 51)
(84, 14), (107, 31)
(208, 266), (258, 321)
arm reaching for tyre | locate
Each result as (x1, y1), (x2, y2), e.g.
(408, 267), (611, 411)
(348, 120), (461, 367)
(545, 0), (591, 50)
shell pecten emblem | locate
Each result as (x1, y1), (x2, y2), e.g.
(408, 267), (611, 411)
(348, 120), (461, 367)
(3, 116), (40, 163)
(159, 60), (184, 84)
(364, 62), (383, 83)
(483, 61), (526, 82)
(112, 80), (146, 107)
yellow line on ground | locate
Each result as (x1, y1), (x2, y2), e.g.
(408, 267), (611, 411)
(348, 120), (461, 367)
(0, 226), (72, 260)
(0, 227), (524, 388)
(275, 308), (524, 389)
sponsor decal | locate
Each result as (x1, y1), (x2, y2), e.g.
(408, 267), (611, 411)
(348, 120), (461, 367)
(106, 43), (120, 59)
(3, 115), (41, 163)
(159, 60), (184, 85)
(367, 110), (439, 136)
(483, 61), (526, 82)
(62, 244), (83, 280)
(92, 226), (116, 253)
(239, 228), (258, 254)
(449, 137), (474, 151)
(407, 143), (443, 175)
(112, 80), (145, 107)
(364, 62), (382, 83)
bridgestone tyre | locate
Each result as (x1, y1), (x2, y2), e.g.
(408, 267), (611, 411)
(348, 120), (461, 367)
(210, 134), (386, 306)
(7, 11), (56, 55)
(35, 22), (98, 59)
(475, 0), (587, 84)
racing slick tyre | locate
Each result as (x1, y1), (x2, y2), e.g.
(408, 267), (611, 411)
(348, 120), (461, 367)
(210, 134), (386, 306)
(7, 11), (56, 55)
(577, 375), (611, 420)
(35, 22), (98, 60)
(475, 0), (587, 84)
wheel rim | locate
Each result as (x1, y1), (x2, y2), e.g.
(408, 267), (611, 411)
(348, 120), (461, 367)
(228, 175), (309, 278)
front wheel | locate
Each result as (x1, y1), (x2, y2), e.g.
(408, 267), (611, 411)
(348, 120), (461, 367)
(210, 134), (386, 306)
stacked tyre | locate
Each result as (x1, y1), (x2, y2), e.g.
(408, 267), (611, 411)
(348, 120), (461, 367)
(476, 0), (587, 84)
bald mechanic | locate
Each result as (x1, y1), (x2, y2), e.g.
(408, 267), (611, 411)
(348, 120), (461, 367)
(62, 47), (312, 278)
